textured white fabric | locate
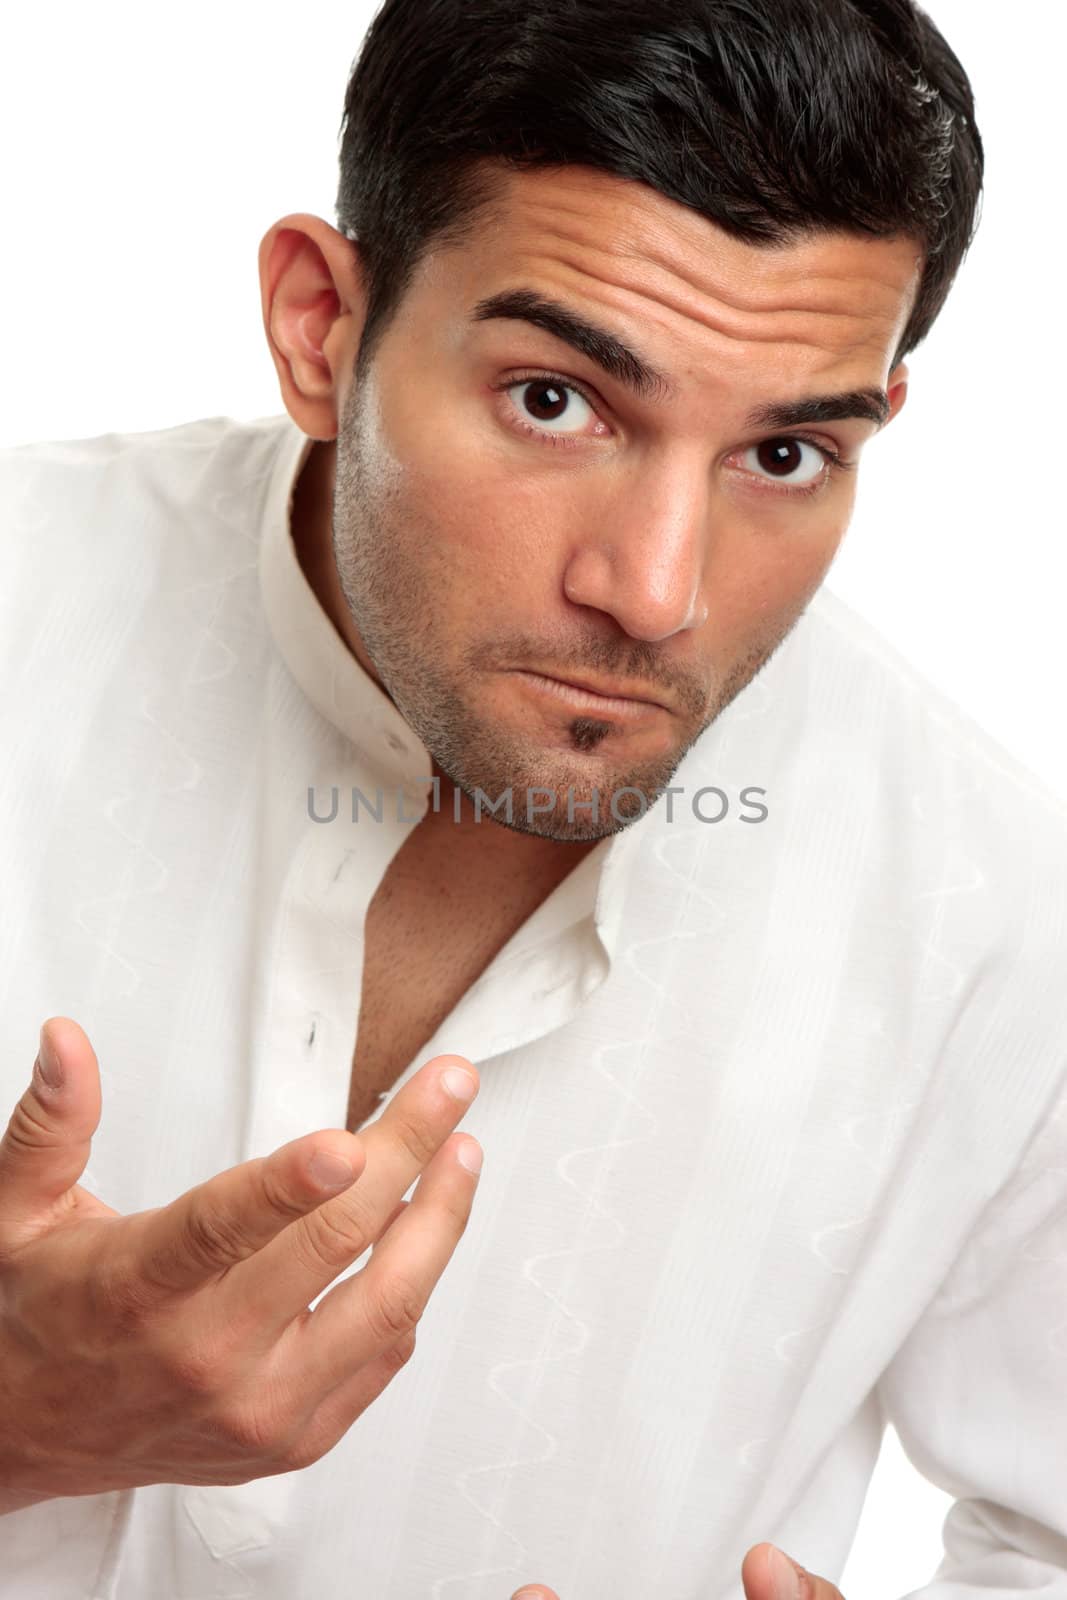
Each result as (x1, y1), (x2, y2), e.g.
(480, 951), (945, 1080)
(1, 410), (1065, 1600)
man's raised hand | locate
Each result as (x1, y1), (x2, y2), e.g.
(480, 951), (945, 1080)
(0, 1016), (483, 1511)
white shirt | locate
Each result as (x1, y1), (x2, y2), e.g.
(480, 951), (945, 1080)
(1, 411), (1065, 1600)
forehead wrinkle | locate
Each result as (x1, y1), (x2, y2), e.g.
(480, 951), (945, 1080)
(535, 251), (892, 372)
(488, 162), (919, 320)
(612, 244), (905, 314)
(508, 197), (912, 311)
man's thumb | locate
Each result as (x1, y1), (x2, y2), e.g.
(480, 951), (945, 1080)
(0, 1017), (103, 1212)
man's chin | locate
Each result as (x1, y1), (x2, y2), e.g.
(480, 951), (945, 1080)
(497, 807), (628, 844)
(416, 705), (689, 839)
(441, 769), (661, 842)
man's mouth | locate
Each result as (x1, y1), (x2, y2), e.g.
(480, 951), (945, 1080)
(507, 670), (668, 720)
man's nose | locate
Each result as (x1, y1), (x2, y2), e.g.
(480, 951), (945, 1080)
(560, 464), (710, 641)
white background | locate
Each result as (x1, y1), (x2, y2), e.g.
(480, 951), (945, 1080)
(1, 3), (1062, 1593)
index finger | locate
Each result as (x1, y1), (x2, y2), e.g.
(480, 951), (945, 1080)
(123, 1130), (370, 1307)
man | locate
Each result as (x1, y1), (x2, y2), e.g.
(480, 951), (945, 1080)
(1, 1), (1065, 1597)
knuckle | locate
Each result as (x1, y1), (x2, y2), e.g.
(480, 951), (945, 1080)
(217, 1400), (285, 1460)
(2, 1094), (66, 1156)
(167, 1338), (226, 1398)
(391, 1109), (443, 1170)
(385, 1330), (417, 1371)
(293, 1194), (375, 1270)
(258, 1161), (317, 1225)
(365, 1270), (423, 1345)
(179, 1203), (251, 1276)
(279, 1419), (333, 1473)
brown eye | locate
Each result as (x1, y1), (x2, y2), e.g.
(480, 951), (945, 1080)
(744, 436), (829, 490)
(757, 439), (805, 476)
(504, 377), (598, 439)
(522, 381), (569, 422)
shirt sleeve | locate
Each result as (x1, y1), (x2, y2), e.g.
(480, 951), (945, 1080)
(874, 1076), (1067, 1598)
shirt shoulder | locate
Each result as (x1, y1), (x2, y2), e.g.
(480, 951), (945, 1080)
(0, 411), (291, 570)
(649, 582), (1067, 1033)
(800, 587), (1067, 1040)
(0, 411), (295, 674)
(802, 582), (1067, 850)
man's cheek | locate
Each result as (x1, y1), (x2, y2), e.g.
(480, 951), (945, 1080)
(431, 475), (565, 582)
(715, 526), (844, 636)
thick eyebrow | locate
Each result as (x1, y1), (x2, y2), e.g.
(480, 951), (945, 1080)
(470, 288), (676, 404)
(747, 388), (890, 432)
(469, 286), (890, 432)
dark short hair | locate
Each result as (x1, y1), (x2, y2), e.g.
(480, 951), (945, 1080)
(335, 0), (984, 379)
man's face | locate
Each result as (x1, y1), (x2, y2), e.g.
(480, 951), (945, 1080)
(307, 164), (917, 842)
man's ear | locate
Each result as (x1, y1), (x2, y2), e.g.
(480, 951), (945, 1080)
(885, 360), (910, 425)
(257, 213), (367, 442)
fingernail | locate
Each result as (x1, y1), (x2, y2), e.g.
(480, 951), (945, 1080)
(442, 1066), (477, 1102)
(308, 1150), (355, 1190)
(766, 1545), (804, 1600)
(35, 1025), (64, 1090)
(457, 1139), (483, 1176)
